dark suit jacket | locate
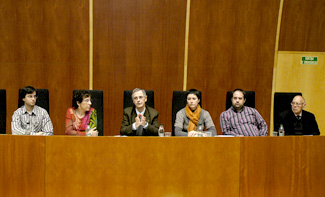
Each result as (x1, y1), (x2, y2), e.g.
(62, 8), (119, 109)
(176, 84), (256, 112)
(120, 105), (159, 136)
(276, 110), (320, 135)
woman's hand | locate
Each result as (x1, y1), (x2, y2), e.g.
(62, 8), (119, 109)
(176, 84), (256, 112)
(188, 131), (199, 137)
(88, 127), (98, 136)
(188, 131), (206, 137)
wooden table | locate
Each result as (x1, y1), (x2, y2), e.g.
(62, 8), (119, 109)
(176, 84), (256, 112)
(0, 135), (324, 197)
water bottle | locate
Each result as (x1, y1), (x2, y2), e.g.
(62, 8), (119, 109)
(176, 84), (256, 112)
(197, 125), (203, 132)
(278, 124), (285, 136)
(158, 124), (165, 137)
(86, 125), (91, 136)
(197, 125), (203, 137)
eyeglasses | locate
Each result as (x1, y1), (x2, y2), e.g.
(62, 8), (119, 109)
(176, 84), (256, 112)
(82, 99), (92, 103)
(291, 102), (304, 106)
(133, 96), (144, 100)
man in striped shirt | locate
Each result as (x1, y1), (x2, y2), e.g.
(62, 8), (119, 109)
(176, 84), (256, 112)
(11, 86), (53, 135)
(220, 89), (268, 136)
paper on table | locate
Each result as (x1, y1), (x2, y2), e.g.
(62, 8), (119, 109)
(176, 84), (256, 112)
(215, 135), (235, 137)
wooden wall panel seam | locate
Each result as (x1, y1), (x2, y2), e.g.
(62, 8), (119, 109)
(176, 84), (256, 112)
(183, 0), (191, 91)
(271, 0), (285, 132)
(89, 0), (93, 90)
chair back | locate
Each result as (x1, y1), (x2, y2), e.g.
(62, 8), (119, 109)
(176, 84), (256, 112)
(73, 90), (104, 136)
(274, 92), (302, 129)
(226, 91), (255, 109)
(123, 90), (154, 109)
(172, 91), (202, 135)
(18, 89), (50, 114)
(0, 89), (6, 134)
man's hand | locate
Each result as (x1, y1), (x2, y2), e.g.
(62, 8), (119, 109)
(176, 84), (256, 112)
(135, 115), (141, 128)
(135, 114), (147, 129)
(140, 115), (146, 126)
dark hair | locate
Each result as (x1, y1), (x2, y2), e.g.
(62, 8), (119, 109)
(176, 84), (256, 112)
(72, 90), (91, 108)
(232, 89), (246, 99)
(187, 89), (201, 101)
(20, 86), (37, 98)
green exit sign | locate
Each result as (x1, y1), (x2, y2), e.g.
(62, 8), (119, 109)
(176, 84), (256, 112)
(301, 56), (318, 65)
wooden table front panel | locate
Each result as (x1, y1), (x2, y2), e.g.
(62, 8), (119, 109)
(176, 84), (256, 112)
(45, 137), (240, 197)
(240, 136), (325, 197)
(0, 135), (45, 197)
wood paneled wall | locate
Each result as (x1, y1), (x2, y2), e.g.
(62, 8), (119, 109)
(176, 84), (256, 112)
(187, 0), (280, 134)
(0, 0), (89, 135)
(272, 0), (325, 134)
(1, 0), (324, 135)
(93, 0), (186, 135)
(279, 0), (325, 51)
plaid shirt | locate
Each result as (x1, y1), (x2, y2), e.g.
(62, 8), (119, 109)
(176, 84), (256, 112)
(11, 105), (53, 135)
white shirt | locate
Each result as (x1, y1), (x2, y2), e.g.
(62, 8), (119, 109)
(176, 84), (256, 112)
(132, 108), (149, 130)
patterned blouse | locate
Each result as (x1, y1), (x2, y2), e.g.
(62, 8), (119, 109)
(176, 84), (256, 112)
(65, 107), (97, 136)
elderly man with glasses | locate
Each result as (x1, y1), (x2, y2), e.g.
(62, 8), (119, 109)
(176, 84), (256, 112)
(275, 95), (320, 135)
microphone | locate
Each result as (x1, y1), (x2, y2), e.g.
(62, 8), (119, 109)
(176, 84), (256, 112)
(136, 125), (144, 136)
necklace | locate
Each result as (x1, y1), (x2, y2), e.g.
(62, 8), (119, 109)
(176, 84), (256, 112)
(75, 109), (85, 118)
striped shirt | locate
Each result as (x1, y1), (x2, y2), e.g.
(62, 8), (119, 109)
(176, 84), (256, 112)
(220, 106), (268, 136)
(11, 105), (53, 135)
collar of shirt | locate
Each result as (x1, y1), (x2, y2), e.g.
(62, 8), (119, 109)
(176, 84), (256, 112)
(231, 106), (245, 113)
(22, 105), (36, 116)
(294, 111), (302, 118)
(135, 107), (146, 116)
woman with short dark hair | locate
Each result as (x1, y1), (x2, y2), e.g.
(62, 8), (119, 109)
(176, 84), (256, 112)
(65, 90), (98, 136)
(174, 89), (216, 137)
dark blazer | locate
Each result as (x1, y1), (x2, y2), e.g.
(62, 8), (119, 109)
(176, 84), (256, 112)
(276, 110), (320, 135)
(120, 105), (159, 136)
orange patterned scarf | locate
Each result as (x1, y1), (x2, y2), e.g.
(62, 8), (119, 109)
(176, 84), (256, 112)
(185, 104), (201, 131)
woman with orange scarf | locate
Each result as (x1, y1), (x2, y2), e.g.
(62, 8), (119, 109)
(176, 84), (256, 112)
(174, 89), (216, 136)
